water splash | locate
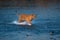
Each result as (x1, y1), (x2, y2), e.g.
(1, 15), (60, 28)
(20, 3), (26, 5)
(10, 20), (31, 25)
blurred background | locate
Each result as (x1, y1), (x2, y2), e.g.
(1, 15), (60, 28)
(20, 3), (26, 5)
(0, 0), (60, 40)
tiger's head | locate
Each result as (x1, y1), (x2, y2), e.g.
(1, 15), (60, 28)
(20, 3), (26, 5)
(29, 14), (36, 21)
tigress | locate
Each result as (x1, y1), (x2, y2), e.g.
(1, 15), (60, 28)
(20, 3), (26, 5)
(17, 14), (36, 25)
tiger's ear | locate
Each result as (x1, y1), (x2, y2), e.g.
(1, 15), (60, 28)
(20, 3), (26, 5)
(30, 13), (34, 15)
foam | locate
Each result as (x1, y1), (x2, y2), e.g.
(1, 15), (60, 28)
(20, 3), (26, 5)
(11, 21), (31, 26)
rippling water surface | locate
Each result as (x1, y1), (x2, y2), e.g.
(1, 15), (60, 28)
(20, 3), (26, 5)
(0, 5), (60, 40)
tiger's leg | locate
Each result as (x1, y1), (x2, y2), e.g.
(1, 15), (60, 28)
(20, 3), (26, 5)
(18, 17), (22, 23)
(26, 20), (32, 26)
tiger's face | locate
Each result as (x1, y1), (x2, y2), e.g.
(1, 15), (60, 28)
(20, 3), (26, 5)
(28, 14), (36, 21)
(30, 14), (36, 19)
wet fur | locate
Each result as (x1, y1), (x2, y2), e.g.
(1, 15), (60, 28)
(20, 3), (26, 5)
(17, 14), (35, 24)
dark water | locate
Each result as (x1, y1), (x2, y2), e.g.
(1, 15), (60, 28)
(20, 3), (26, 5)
(0, 5), (60, 40)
